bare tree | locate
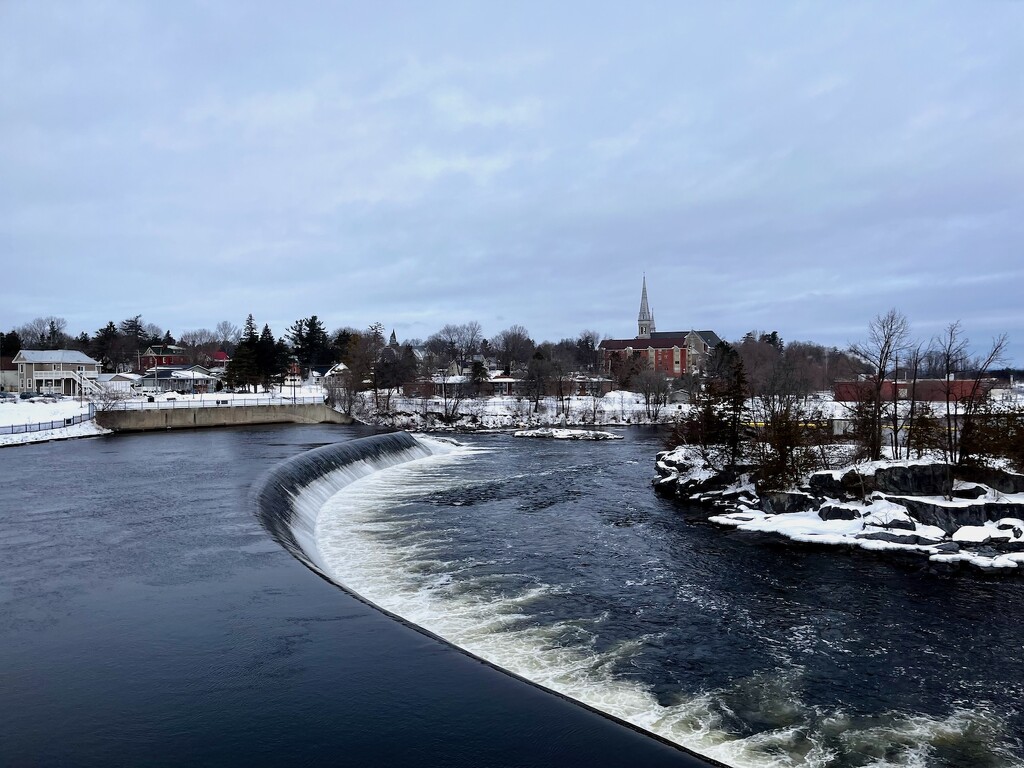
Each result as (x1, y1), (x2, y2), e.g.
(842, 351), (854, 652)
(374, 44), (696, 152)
(349, 323), (386, 410)
(933, 322), (1007, 468)
(848, 309), (911, 461)
(215, 321), (241, 355)
(458, 321), (483, 367)
(18, 316), (68, 349)
(889, 342), (924, 460)
(326, 368), (360, 417)
(178, 328), (219, 365)
(544, 345), (576, 416)
(423, 327), (470, 422)
(143, 322), (165, 344)
(575, 329), (602, 372)
(736, 333), (783, 396)
(634, 367), (671, 420)
(493, 325), (534, 374)
(94, 382), (133, 412)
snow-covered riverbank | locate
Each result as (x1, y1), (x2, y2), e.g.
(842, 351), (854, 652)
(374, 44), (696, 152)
(0, 399), (110, 447)
(358, 390), (682, 431)
(0, 387), (678, 447)
(655, 444), (1024, 572)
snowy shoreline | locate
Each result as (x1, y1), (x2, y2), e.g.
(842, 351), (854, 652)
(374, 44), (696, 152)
(0, 399), (111, 448)
(0, 388), (669, 448)
(513, 427), (623, 440)
(655, 445), (1024, 573)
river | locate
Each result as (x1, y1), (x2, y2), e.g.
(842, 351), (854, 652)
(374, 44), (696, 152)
(2, 426), (1022, 766)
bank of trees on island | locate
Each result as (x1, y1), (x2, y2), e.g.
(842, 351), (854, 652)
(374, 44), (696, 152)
(673, 310), (1022, 495)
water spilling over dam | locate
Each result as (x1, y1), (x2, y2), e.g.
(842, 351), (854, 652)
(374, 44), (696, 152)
(252, 430), (1024, 767)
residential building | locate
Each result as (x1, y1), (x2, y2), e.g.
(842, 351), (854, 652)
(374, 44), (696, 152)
(97, 372), (143, 394)
(140, 345), (189, 370)
(138, 365), (217, 394)
(1, 356), (16, 392)
(13, 349), (102, 396)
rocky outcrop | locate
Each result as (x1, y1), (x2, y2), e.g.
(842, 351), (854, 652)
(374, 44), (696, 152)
(656, 447), (1024, 573)
(955, 466), (1024, 494)
(873, 463), (952, 496)
(761, 492), (816, 514)
(807, 463), (952, 500)
(818, 505), (862, 521)
(894, 498), (1024, 535)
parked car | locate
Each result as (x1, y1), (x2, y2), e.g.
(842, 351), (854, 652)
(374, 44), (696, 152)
(0, 392), (16, 401)
(19, 391), (35, 400)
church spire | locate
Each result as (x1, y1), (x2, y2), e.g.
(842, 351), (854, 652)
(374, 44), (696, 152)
(638, 275), (655, 338)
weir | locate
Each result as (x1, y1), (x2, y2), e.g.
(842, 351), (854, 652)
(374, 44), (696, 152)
(250, 431), (444, 576)
(250, 431), (724, 768)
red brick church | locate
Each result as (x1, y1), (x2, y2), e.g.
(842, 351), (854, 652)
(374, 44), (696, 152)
(598, 277), (721, 378)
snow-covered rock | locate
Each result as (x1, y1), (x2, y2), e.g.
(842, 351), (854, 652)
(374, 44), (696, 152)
(513, 428), (622, 440)
(656, 445), (1024, 574)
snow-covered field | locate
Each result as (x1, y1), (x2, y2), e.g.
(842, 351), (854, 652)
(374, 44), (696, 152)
(0, 398), (108, 447)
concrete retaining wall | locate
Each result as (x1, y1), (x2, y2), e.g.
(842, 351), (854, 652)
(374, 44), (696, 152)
(96, 403), (353, 433)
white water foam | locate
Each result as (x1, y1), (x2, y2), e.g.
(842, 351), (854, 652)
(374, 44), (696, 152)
(306, 443), (1018, 768)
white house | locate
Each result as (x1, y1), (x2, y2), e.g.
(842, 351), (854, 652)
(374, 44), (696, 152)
(13, 349), (101, 396)
(97, 372), (143, 394)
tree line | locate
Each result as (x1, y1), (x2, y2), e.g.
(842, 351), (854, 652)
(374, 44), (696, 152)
(672, 310), (1021, 494)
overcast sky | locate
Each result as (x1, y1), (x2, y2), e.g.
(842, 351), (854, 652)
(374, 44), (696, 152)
(2, 2), (1022, 363)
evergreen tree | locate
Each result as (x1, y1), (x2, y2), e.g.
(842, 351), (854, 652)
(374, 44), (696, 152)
(1, 329), (23, 358)
(288, 315), (331, 369)
(257, 324), (284, 390)
(242, 314), (259, 346)
(225, 314), (261, 391)
(225, 344), (259, 392)
(91, 322), (121, 371)
(332, 328), (355, 364)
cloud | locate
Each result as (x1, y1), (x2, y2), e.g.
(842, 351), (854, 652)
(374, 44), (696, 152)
(430, 88), (541, 128)
(1, 2), (1022, 364)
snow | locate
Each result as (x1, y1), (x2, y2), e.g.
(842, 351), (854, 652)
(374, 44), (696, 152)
(513, 428), (623, 440)
(359, 390), (684, 431)
(0, 383), (667, 446)
(0, 399), (110, 447)
(0, 398), (93, 428)
(673, 452), (1024, 573)
(816, 454), (946, 481)
(0, 386), (330, 447)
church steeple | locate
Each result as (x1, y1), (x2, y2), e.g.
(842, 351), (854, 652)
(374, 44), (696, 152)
(638, 276), (655, 338)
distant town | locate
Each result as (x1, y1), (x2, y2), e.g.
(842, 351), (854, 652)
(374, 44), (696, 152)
(2, 279), (1021, 425)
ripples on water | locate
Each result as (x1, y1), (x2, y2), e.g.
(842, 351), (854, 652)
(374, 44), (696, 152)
(314, 432), (1024, 768)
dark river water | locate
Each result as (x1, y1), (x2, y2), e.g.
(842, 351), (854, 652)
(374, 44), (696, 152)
(2, 426), (1023, 767)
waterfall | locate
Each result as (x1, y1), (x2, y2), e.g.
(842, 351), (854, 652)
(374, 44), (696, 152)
(250, 431), (451, 576)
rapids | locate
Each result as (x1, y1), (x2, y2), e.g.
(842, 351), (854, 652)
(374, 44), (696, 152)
(254, 430), (1024, 768)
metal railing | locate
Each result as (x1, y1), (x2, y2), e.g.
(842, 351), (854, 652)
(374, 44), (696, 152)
(101, 395), (326, 411)
(0, 404), (96, 435)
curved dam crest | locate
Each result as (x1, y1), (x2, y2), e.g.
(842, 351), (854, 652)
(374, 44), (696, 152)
(250, 431), (724, 768)
(250, 431), (444, 577)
